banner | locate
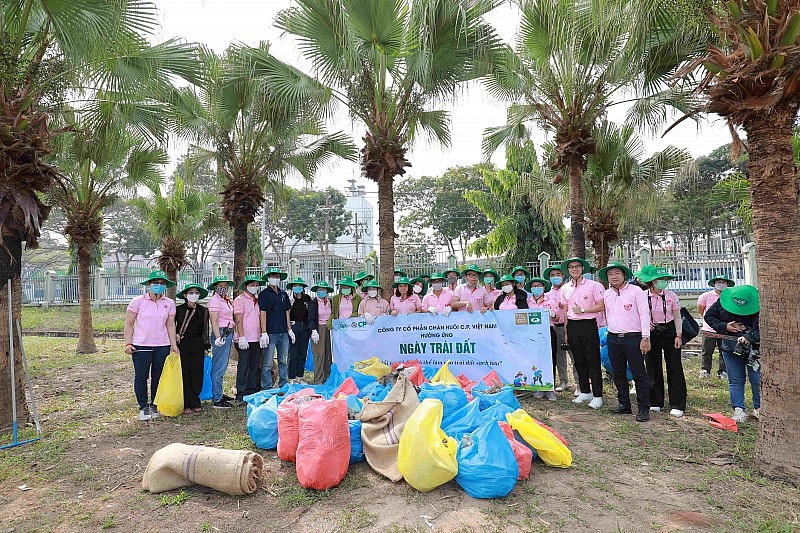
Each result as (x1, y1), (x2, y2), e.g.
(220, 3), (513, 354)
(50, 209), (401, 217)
(331, 309), (554, 389)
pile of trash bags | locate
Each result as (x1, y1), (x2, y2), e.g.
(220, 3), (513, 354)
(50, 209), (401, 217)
(245, 357), (572, 496)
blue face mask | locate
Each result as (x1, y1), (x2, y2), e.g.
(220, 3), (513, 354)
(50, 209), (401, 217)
(550, 276), (563, 286)
(514, 275), (526, 284)
(149, 283), (166, 295)
(531, 287), (544, 297)
(340, 288), (352, 296)
(483, 276), (494, 285)
(317, 290), (328, 299)
(292, 286), (304, 295)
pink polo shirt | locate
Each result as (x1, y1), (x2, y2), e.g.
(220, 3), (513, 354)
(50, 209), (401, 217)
(233, 293), (261, 342)
(697, 290), (721, 333)
(527, 295), (556, 325)
(390, 294), (422, 315)
(560, 277), (605, 320)
(498, 293), (520, 310)
(646, 289), (681, 324)
(358, 297), (390, 317)
(338, 295), (354, 319)
(603, 283), (650, 334)
(483, 287), (501, 308)
(454, 284), (488, 312)
(317, 297), (332, 325)
(207, 292), (234, 328)
(127, 293), (176, 346)
(547, 286), (566, 324)
(422, 289), (454, 312)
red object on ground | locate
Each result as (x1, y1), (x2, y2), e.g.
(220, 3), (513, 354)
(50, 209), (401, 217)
(296, 399), (350, 489)
(391, 360), (425, 386)
(498, 421), (533, 480)
(277, 388), (323, 462)
(703, 412), (738, 432)
(333, 377), (359, 397)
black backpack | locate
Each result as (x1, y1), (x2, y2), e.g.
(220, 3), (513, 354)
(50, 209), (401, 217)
(680, 307), (700, 344)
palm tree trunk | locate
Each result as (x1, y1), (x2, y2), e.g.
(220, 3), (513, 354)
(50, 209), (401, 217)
(568, 163), (586, 258)
(377, 173), (396, 290)
(76, 244), (97, 354)
(745, 105), (800, 484)
(0, 228), (31, 431)
(164, 262), (178, 300)
(233, 220), (247, 293)
(597, 235), (610, 273)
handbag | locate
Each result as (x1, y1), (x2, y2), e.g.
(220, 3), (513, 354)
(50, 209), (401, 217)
(680, 307), (700, 344)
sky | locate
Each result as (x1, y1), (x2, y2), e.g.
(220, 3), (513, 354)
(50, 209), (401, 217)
(153, 0), (732, 209)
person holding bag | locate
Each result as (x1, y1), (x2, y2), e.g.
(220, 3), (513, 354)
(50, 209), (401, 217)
(309, 281), (334, 383)
(234, 275), (265, 401)
(175, 284), (210, 414)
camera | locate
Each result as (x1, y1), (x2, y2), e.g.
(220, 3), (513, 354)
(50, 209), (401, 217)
(732, 342), (751, 358)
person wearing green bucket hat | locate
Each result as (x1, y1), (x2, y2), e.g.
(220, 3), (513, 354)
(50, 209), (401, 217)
(358, 280), (390, 323)
(327, 276), (362, 332)
(175, 284), (211, 414)
(543, 265), (570, 391)
(285, 277), (312, 383)
(422, 272), (455, 316)
(206, 274), (236, 409)
(452, 264), (489, 314)
(559, 257), (605, 409)
(353, 270), (374, 292)
(124, 270), (179, 421)
(704, 285), (760, 423)
(697, 275), (736, 380)
(444, 268), (461, 291)
(258, 267), (293, 390)
(390, 276), (423, 315)
(492, 274), (529, 310)
(393, 268), (408, 284)
(481, 268), (502, 309)
(510, 265), (531, 291)
(639, 266), (686, 418)
(525, 277), (558, 401)
(409, 276), (428, 299)
(232, 275), (266, 402)
(309, 281), (335, 383)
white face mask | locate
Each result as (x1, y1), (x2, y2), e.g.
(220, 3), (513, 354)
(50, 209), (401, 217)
(268, 277), (280, 286)
(247, 285), (260, 295)
(367, 289), (378, 298)
(186, 293), (200, 303)
(413, 285), (423, 294)
(501, 284), (514, 294)
(431, 283), (442, 291)
(714, 282), (728, 291)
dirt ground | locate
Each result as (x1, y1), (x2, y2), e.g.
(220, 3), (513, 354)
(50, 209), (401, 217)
(1, 336), (798, 533)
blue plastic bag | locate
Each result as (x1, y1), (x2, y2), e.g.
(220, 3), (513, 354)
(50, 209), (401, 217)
(473, 386), (521, 411)
(418, 384), (468, 425)
(358, 381), (388, 402)
(342, 369), (377, 390)
(323, 364), (344, 390)
(199, 355), (212, 401)
(599, 326), (634, 381)
(349, 419), (365, 464)
(247, 396), (279, 450)
(305, 343), (314, 372)
(480, 401), (515, 423)
(442, 398), (483, 440)
(346, 394), (363, 417)
(421, 365), (438, 381)
(455, 421), (519, 498)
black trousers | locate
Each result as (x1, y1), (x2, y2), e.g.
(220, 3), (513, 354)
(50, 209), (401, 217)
(288, 325), (312, 379)
(607, 333), (650, 411)
(566, 319), (602, 397)
(701, 333), (726, 374)
(646, 322), (687, 411)
(235, 341), (262, 401)
(179, 342), (205, 409)
(549, 327), (558, 384)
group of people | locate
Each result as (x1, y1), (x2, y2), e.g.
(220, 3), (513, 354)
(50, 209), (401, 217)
(122, 259), (760, 425)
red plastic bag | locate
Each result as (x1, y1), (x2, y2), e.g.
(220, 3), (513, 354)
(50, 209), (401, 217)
(533, 418), (569, 447)
(333, 377), (359, 398)
(391, 360), (425, 386)
(498, 422), (533, 480)
(296, 399), (350, 489)
(482, 369), (503, 387)
(277, 388), (323, 462)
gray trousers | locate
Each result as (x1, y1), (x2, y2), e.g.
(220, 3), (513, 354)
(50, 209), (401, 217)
(312, 327), (332, 384)
(553, 324), (572, 386)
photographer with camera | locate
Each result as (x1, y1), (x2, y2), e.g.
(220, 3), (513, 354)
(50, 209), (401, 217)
(703, 285), (760, 424)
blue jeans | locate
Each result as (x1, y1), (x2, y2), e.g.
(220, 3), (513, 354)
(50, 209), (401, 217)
(262, 332), (289, 389)
(210, 328), (234, 402)
(132, 345), (170, 409)
(722, 350), (761, 410)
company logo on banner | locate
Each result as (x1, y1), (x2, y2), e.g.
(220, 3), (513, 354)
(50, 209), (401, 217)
(331, 309), (554, 388)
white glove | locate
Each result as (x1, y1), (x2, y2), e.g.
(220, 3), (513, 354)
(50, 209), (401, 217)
(237, 338), (249, 350)
(311, 330), (320, 343)
(428, 306), (438, 315)
(442, 306), (452, 317)
(214, 337), (225, 347)
(288, 330), (296, 344)
(549, 309), (556, 318)
(259, 333), (269, 348)
(364, 313), (375, 324)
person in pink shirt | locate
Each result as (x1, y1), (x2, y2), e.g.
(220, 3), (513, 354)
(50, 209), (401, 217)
(390, 277), (423, 315)
(697, 275), (734, 380)
(444, 268), (461, 292)
(584, 263), (652, 422)
(452, 264), (489, 313)
(527, 277), (557, 401)
(421, 272), (454, 316)
(481, 268), (502, 308)
(123, 270), (178, 421)
(559, 257), (604, 409)
(639, 265), (685, 417)
(494, 274), (529, 310)
(309, 281), (334, 384)
(358, 280), (390, 323)
(409, 276), (428, 300)
(206, 274), (236, 409)
(544, 266), (572, 392)
(233, 274), (264, 402)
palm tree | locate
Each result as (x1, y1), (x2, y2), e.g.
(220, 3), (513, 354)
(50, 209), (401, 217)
(482, 0), (698, 257)
(133, 177), (218, 299)
(274, 0), (501, 288)
(49, 122), (165, 353)
(170, 44), (356, 288)
(0, 0), (198, 430)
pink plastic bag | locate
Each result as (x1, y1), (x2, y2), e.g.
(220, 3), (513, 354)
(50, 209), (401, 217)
(333, 377), (359, 398)
(277, 388), (323, 462)
(482, 369), (503, 387)
(296, 400), (350, 489)
(498, 421), (533, 480)
(392, 360), (425, 386)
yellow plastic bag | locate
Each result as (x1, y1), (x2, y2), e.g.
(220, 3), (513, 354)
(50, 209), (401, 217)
(352, 356), (392, 378)
(429, 360), (460, 386)
(397, 399), (458, 491)
(506, 409), (572, 468)
(153, 353), (184, 417)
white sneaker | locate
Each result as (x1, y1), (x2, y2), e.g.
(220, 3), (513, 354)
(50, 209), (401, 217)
(699, 370), (709, 379)
(669, 409), (684, 417)
(573, 393), (593, 404)
(732, 407), (746, 423)
(719, 371), (728, 381)
(751, 408), (760, 420)
(148, 405), (161, 419)
(573, 389), (581, 397)
(138, 408), (151, 421)
(629, 383), (637, 396)
(546, 391), (557, 401)
(555, 384), (566, 392)
(588, 397), (603, 409)
(650, 406), (661, 413)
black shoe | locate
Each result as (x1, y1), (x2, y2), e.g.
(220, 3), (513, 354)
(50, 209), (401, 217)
(222, 394), (234, 402)
(213, 400), (232, 409)
(612, 405), (632, 414)
(636, 410), (650, 422)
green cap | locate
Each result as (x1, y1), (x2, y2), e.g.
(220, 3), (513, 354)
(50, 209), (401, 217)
(461, 264), (482, 276)
(361, 279), (383, 292)
(140, 270), (176, 288)
(392, 276), (412, 288)
(429, 271), (446, 282)
(525, 277), (552, 293)
(561, 257), (591, 274)
(353, 270), (374, 283)
(543, 266), (565, 279)
(510, 265), (530, 278)
(262, 267), (288, 281)
(444, 268), (461, 279)
(311, 281), (333, 293)
(482, 268), (500, 284)
(176, 283), (208, 299)
(337, 276), (358, 289)
(709, 275), (735, 288)
(598, 262), (633, 284)
(394, 268), (408, 277)
(206, 274), (234, 291)
(498, 274), (516, 285)
(640, 266), (675, 283)
(239, 274), (265, 290)
(719, 285), (759, 315)
(286, 277), (308, 288)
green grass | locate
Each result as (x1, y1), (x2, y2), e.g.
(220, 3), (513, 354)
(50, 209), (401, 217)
(337, 508), (378, 530)
(159, 488), (191, 507)
(21, 305), (127, 333)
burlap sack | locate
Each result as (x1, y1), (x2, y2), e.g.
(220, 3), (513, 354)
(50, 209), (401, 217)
(359, 374), (420, 481)
(142, 443), (263, 496)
